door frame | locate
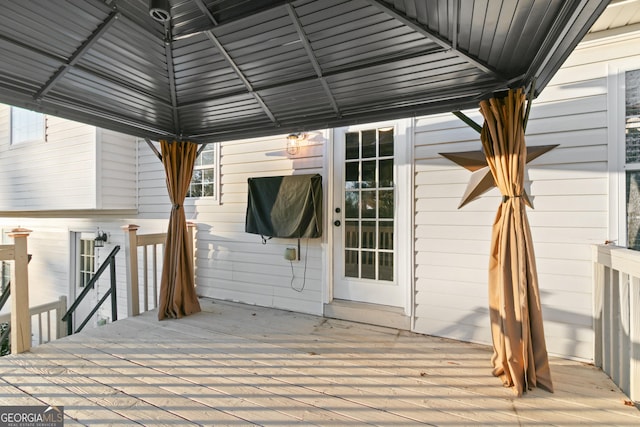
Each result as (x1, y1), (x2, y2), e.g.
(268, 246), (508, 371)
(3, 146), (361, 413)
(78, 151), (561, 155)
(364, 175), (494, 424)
(325, 118), (414, 317)
(69, 230), (99, 330)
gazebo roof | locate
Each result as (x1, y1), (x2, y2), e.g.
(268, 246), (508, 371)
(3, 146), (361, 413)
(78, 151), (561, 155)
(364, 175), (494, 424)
(0, 0), (609, 143)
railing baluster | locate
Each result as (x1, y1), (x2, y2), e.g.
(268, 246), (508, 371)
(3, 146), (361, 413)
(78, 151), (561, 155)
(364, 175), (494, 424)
(143, 246), (149, 312)
(47, 310), (52, 343)
(37, 313), (43, 345)
(593, 244), (638, 404)
(153, 244), (158, 309)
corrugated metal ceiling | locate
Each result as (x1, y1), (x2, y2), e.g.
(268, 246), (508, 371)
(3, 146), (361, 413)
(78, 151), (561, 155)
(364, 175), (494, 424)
(0, 0), (609, 142)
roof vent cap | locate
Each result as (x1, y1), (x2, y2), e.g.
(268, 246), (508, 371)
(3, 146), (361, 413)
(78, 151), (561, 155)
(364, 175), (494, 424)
(149, 0), (171, 22)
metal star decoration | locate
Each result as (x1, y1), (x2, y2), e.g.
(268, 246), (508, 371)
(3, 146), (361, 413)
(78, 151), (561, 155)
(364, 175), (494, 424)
(440, 145), (558, 209)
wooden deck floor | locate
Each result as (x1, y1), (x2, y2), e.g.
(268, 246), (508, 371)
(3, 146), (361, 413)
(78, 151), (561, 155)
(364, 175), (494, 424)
(0, 298), (638, 426)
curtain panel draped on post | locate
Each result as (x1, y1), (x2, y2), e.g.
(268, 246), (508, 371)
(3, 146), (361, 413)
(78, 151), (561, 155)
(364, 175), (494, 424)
(157, 140), (201, 320)
(479, 88), (553, 396)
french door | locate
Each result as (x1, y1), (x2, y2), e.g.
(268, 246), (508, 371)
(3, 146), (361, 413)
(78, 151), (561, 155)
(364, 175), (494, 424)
(332, 122), (409, 308)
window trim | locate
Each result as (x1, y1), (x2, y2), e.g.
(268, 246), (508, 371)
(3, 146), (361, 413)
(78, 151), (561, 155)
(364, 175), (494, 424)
(611, 61), (640, 248)
(10, 106), (46, 146)
(185, 143), (220, 204)
(79, 238), (96, 288)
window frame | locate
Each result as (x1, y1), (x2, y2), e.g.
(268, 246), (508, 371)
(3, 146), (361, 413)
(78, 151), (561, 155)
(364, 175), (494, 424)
(10, 106), (46, 145)
(611, 61), (640, 248)
(185, 143), (220, 203)
(79, 238), (96, 288)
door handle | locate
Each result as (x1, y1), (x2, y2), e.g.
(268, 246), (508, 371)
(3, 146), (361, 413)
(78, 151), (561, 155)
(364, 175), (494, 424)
(334, 220), (341, 227)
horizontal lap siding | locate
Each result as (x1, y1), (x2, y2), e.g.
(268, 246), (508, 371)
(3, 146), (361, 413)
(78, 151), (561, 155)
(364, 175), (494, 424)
(412, 36), (623, 360)
(97, 129), (137, 210)
(137, 133), (326, 316)
(0, 106), (97, 210)
(0, 218), (133, 325)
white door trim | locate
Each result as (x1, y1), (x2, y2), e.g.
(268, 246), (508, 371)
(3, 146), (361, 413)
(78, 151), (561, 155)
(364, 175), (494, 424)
(327, 119), (413, 316)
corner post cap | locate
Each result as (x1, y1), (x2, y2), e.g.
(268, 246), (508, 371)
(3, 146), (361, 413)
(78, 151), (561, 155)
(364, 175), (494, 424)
(8, 227), (32, 237)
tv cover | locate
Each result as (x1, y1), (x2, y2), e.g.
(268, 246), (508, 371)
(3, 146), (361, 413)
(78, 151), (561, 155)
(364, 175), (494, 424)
(245, 174), (322, 238)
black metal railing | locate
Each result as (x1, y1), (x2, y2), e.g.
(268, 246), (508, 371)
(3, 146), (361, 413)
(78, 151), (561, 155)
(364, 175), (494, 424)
(62, 246), (120, 336)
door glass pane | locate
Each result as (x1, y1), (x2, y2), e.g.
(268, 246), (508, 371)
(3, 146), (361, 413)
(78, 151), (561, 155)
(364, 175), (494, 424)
(362, 130), (376, 158)
(627, 171), (640, 250)
(345, 250), (358, 277)
(346, 132), (359, 160)
(379, 252), (393, 281)
(379, 190), (394, 218)
(379, 128), (394, 156)
(361, 191), (376, 218)
(626, 70), (640, 163)
(361, 221), (376, 249)
(379, 221), (393, 250)
(345, 221), (359, 248)
(345, 162), (359, 189)
(361, 251), (375, 279)
(362, 160), (376, 188)
(345, 191), (359, 218)
(379, 159), (393, 188)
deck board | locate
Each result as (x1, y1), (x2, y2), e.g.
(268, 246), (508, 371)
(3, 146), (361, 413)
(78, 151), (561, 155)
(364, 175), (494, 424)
(0, 298), (638, 426)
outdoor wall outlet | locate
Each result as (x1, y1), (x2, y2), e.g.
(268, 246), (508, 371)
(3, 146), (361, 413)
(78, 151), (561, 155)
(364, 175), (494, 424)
(284, 247), (297, 261)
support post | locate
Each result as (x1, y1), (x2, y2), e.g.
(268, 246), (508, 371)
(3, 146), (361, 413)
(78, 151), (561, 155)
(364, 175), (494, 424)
(57, 296), (68, 339)
(592, 246), (605, 368)
(122, 224), (140, 317)
(8, 228), (31, 354)
(631, 276), (640, 403)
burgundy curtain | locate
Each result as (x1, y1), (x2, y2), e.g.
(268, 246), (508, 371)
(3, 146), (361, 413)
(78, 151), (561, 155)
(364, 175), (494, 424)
(479, 88), (553, 396)
(157, 140), (201, 320)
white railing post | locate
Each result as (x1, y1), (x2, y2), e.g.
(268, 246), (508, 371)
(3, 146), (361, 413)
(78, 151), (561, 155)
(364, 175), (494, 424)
(122, 224), (140, 317)
(57, 295), (68, 339)
(631, 276), (640, 403)
(592, 244), (604, 369)
(8, 227), (31, 354)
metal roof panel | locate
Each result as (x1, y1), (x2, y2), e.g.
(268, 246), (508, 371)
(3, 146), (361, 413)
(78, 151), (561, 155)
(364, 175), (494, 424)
(0, 0), (610, 142)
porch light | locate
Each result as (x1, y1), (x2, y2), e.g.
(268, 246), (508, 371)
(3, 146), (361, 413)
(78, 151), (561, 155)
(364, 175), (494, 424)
(149, 0), (171, 23)
(287, 133), (306, 155)
(95, 229), (108, 248)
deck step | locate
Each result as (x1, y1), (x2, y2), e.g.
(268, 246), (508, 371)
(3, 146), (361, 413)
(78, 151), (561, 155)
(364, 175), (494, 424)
(323, 299), (410, 330)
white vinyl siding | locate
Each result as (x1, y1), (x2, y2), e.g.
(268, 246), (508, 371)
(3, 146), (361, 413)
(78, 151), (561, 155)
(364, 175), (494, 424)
(137, 134), (326, 315)
(0, 106), (137, 211)
(97, 129), (137, 210)
(0, 109), (96, 210)
(411, 31), (640, 361)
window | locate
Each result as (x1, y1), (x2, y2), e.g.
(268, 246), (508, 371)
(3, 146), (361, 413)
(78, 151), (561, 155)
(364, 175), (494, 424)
(79, 239), (95, 288)
(187, 144), (218, 199)
(343, 127), (395, 281)
(10, 106), (46, 144)
(625, 69), (640, 249)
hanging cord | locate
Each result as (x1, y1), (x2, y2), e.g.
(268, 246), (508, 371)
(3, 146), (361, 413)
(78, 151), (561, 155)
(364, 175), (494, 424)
(290, 238), (309, 292)
(261, 235), (272, 245)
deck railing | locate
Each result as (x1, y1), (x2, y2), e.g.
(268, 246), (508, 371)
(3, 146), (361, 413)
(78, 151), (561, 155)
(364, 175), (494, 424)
(592, 244), (640, 403)
(0, 296), (68, 349)
(62, 245), (120, 335)
(122, 223), (195, 317)
(0, 228), (32, 354)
